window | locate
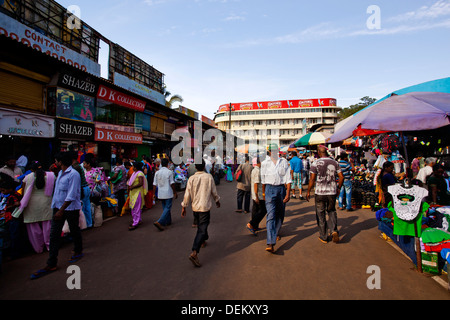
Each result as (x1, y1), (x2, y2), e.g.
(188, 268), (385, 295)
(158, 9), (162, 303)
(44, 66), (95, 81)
(96, 99), (135, 127)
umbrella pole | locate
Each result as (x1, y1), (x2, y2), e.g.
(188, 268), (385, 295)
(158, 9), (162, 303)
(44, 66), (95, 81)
(414, 222), (423, 273)
(400, 132), (410, 168)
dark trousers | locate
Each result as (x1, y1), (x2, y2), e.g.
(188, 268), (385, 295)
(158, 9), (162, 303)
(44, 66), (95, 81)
(115, 189), (126, 215)
(249, 200), (267, 229)
(237, 189), (251, 212)
(47, 209), (82, 268)
(192, 211), (210, 253)
(315, 195), (338, 241)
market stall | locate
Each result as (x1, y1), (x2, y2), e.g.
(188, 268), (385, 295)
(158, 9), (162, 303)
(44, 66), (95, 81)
(376, 176), (450, 276)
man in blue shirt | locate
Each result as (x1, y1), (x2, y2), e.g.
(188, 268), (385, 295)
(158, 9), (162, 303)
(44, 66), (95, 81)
(289, 152), (304, 200)
(338, 151), (355, 211)
(31, 152), (83, 279)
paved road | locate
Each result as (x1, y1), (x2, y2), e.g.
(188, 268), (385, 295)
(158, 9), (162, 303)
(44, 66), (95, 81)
(0, 179), (449, 300)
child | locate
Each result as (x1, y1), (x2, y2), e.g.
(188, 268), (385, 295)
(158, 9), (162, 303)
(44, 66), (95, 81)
(0, 177), (22, 267)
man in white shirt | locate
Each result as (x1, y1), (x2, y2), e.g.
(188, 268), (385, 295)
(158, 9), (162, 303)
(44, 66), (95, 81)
(416, 157), (436, 185)
(0, 155), (23, 182)
(260, 143), (292, 253)
(153, 158), (177, 231)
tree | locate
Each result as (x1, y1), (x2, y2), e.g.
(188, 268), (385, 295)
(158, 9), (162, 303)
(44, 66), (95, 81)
(338, 96), (377, 120)
(163, 84), (183, 108)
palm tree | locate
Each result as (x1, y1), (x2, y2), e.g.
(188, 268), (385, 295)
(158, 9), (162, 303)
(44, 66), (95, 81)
(163, 84), (183, 108)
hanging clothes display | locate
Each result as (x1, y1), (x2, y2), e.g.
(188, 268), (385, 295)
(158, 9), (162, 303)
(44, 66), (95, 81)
(387, 184), (429, 237)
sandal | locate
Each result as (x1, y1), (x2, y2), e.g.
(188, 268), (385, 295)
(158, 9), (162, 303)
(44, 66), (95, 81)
(246, 223), (256, 236)
(189, 254), (201, 267)
(69, 253), (84, 263)
(153, 222), (164, 231)
(30, 266), (57, 280)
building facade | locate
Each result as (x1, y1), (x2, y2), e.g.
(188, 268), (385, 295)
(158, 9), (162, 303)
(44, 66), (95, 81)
(214, 98), (341, 146)
(0, 0), (224, 171)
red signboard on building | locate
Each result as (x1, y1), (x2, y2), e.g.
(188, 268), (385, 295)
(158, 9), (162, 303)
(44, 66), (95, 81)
(97, 85), (146, 112)
(95, 127), (143, 144)
(218, 98), (337, 113)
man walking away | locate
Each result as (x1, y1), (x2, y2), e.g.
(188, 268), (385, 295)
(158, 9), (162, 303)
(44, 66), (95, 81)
(306, 146), (344, 244)
(181, 160), (220, 267)
(338, 151), (355, 211)
(235, 155), (253, 214)
(261, 143), (291, 253)
(31, 152), (82, 279)
(289, 152), (304, 200)
(247, 157), (266, 235)
(153, 158), (177, 231)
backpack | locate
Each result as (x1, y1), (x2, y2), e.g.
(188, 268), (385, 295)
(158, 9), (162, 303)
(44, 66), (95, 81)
(381, 134), (400, 154)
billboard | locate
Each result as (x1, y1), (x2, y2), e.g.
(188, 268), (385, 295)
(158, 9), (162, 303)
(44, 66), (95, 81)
(0, 11), (101, 75)
(113, 72), (165, 106)
(109, 43), (164, 94)
(218, 98), (337, 113)
(178, 106), (199, 120)
(56, 88), (95, 122)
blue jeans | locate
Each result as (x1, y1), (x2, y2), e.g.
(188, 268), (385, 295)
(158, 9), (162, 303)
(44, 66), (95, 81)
(338, 180), (352, 210)
(81, 186), (92, 227)
(158, 198), (173, 226)
(265, 185), (286, 245)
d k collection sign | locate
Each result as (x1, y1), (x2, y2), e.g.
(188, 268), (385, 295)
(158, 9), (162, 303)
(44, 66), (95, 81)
(97, 85), (146, 112)
(95, 127), (143, 144)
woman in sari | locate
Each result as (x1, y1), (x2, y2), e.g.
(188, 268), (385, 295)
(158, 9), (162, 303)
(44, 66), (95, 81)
(13, 162), (55, 253)
(128, 161), (148, 231)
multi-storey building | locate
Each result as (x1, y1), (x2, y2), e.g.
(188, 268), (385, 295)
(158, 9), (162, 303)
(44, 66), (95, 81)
(214, 98), (342, 146)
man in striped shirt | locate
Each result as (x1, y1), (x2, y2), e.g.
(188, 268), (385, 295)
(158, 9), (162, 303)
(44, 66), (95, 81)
(338, 151), (355, 211)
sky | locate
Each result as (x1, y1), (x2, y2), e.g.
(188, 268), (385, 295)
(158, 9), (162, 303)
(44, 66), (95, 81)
(58, 0), (450, 120)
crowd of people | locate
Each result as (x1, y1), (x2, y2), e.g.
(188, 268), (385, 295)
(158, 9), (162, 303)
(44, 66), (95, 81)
(0, 151), (182, 277)
(0, 138), (448, 273)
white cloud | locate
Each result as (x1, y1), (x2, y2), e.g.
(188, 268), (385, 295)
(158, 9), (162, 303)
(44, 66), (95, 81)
(223, 13), (246, 21)
(351, 18), (450, 36)
(275, 23), (342, 44)
(389, 0), (450, 22)
(143, 0), (169, 5)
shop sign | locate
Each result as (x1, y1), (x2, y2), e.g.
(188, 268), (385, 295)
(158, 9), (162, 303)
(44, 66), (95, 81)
(217, 98), (338, 112)
(97, 85), (146, 112)
(95, 127), (143, 144)
(0, 110), (54, 138)
(56, 118), (95, 140)
(0, 12), (100, 76)
(58, 70), (98, 96)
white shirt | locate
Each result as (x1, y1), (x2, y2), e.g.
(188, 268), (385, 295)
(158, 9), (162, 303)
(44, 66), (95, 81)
(251, 166), (264, 200)
(261, 157), (292, 186)
(416, 166), (433, 184)
(153, 167), (175, 199)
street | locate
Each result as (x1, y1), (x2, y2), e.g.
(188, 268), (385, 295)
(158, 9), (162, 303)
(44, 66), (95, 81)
(0, 179), (448, 300)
